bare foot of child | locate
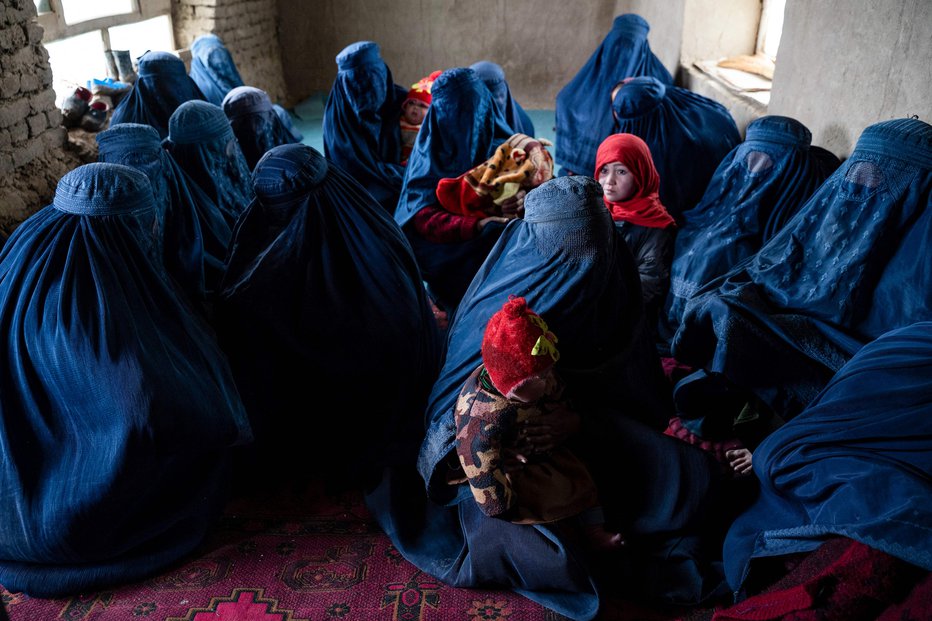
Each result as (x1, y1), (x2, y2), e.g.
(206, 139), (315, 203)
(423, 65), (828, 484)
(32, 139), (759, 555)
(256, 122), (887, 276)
(726, 448), (753, 477)
(583, 525), (626, 551)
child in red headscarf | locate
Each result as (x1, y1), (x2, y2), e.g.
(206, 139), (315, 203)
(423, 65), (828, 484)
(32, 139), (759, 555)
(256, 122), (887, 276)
(595, 133), (676, 342)
(452, 296), (625, 551)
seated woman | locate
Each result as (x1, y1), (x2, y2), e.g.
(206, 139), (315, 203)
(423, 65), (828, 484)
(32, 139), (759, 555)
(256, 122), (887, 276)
(322, 41), (409, 212)
(555, 13), (672, 176)
(595, 133), (676, 345)
(0, 163), (251, 597)
(659, 115), (840, 351)
(672, 117), (932, 436)
(222, 85), (301, 170)
(470, 60), (535, 137)
(213, 144), (441, 489)
(369, 177), (737, 621)
(165, 100), (254, 229)
(189, 33), (244, 106)
(611, 76), (741, 223)
(110, 50), (205, 138)
(394, 67), (516, 313)
(96, 122), (234, 307)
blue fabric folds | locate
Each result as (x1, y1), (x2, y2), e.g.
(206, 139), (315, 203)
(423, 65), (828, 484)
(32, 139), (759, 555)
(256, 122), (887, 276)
(96, 123), (233, 304)
(0, 163), (251, 597)
(673, 117), (932, 420)
(611, 77), (741, 222)
(368, 178), (730, 621)
(554, 14), (673, 175)
(189, 34), (244, 106)
(722, 321), (932, 594)
(321, 41), (409, 212)
(470, 61), (535, 137)
(660, 116), (840, 346)
(223, 86), (300, 170)
(214, 144), (440, 487)
(394, 67), (515, 312)
(166, 100), (254, 228)
(110, 51), (206, 138)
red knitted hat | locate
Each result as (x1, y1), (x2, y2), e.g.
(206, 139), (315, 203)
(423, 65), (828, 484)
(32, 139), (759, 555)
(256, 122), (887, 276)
(405, 70), (442, 106)
(481, 296), (560, 396)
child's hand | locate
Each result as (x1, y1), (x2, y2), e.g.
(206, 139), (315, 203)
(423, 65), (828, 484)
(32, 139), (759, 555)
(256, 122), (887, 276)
(725, 448), (753, 476)
(478, 216), (510, 230)
(516, 404), (580, 454)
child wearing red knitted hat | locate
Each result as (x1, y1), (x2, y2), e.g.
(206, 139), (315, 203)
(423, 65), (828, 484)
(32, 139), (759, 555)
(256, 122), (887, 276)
(400, 70), (442, 165)
(453, 296), (625, 551)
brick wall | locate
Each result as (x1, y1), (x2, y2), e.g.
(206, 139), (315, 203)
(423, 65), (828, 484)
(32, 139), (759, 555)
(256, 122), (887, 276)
(173, 0), (288, 104)
(0, 0), (82, 235)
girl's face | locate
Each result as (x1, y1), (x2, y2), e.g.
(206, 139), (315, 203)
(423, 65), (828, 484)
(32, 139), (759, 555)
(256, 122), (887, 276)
(403, 100), (429, 125)
(597, 160), (636, 203)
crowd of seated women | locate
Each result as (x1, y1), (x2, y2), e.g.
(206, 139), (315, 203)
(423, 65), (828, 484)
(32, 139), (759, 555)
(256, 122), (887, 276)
(0, 16), (929, 621)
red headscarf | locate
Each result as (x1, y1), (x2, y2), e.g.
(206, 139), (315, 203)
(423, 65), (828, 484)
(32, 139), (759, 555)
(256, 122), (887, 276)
(594, 133), (675, 229)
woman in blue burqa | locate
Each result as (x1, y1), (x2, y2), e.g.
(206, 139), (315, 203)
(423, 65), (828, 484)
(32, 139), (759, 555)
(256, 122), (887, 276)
(0, 163), (252, 597)
(671, 117), (932, 436)
(470, 61), (535, 137)
(368, 176), (738, 621)
(658, 115), (840, 351)
(213, 144), (441, 489)
(110, 50), (205, 139)
(223, 85), (301, 170)
(722, 320), (932, 599)
(611, 76), (741, 223)
(96, 122), (234, 308)
(321, 41), (408, 212)
(165, 100), (254, 229)
(554, 13), (672, 177)
(394, 67), (515, 314)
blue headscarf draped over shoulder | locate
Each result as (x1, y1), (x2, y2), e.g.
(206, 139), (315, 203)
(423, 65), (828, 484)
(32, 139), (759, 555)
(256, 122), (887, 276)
(611, 76), (741, 222)
(470, 61), (535, 137)
(722, 321), (932, 594)
(673, 117), (932, 421)
(96, 123), (233, 304)
(554, 14), (672, 175)
(0, 163), (251, 597)
(166, 100), (254, 228)
(321, 42), (408, 212)
(214, 144), (440, 487)
(110, 51), (205, 139)
(394, 67), (515, 312)
(223, 86), (300, 170)
(188, 34), (244, 106)
(660, 116), (840, 347)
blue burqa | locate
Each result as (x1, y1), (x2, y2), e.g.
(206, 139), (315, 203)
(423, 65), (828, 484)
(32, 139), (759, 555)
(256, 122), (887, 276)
(722, 320), (932, 594)
(554, 14), (673, 176)
(369, 177), (732, 621)
(222, 86), (300, 170)
(470, 61), (535, 137)
(394, 67), (515, 313)
(672, 117), (932, 421)
(96, 122), (233, 304)
(188, 33), (244, 106)
(0, 163), (251, 597)
(110, 50), (205, 139)
(321, 41), (409, 212)
(165, 100), (254, 229)
(660, 116), (840, 347)
(611, 77), (741, 222)
(213, 144), (441, 488)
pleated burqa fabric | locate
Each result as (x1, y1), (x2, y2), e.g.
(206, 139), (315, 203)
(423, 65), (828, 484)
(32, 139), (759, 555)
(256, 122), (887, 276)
(722, 320), (932, 594)
(554, 14), (673, 176)
(369, 177), (734, 621)
(165, 100), (254, 229)
(223, 86), (300, 170)
(110, 51), (206, 139)
(321, 41), (409, 212)
(188, 33), (244, 106)
(673, 117), (932, 421)
(394, 67), (515, 312)
(659, 116), (840, 348)
(470, 60), (536, 137)
(214, 144), (440, 488)
(96, 122), (233, 305)
(611, 76), (741, 222)
(0, 163), (251, 597)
